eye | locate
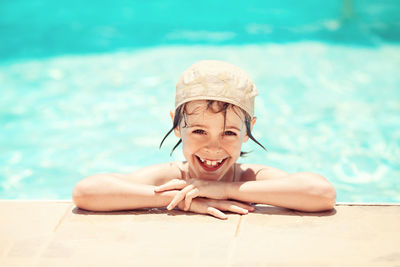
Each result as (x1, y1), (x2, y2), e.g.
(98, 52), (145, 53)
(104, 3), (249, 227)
(193, 129), (205, 135)
(224, 131), (237, 136)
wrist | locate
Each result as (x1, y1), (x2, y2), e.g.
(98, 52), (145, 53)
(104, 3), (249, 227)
(154, 189), (179, 207)
(225, 181), (236, 199)
(226, 181), (245, 200)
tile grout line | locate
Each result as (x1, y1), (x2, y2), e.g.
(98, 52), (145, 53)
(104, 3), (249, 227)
(53, 203), (74, 232)
(31, 203), (74, 267)
(234, 215), (243, 237)
(225, 215), (243, 267)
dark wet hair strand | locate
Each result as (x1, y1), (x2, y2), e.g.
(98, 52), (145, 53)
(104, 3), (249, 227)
(159, 101), (266, 156)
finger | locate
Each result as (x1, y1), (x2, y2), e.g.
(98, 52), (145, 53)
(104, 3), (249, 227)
(226, 205), (249, 215)
(225, 200), (255, 212)
(213, 200), (254, 215)
(155, 179), (187, 192)
(207, 207), (227, 220)
(184, 188), (200, 211)
(167, 184), (195, 210)
(210, 201), (248, 215)
(154, 179), (187, 192)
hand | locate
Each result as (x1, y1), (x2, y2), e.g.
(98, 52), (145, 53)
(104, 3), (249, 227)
(176, 197), (254, 220)
(155, 178), (228, 211)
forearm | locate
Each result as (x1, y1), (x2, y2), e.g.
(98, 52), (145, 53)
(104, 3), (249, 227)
(72, 175), (178, 211)
(226, 173), (336, 212)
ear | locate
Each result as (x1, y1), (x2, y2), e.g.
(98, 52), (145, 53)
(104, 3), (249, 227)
(170, 110), (181, 138)
(250, 117), (257, 130)
(243, 117), (257, 143)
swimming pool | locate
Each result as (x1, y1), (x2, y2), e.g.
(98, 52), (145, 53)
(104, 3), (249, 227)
(1, 1), (399, 202)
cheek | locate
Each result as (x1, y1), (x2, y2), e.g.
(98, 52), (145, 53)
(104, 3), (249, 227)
(181, 134), (201, 154)
(222, 138), (242, 154)
(182, 132), (206, 146)
(181, 142), (193, 162)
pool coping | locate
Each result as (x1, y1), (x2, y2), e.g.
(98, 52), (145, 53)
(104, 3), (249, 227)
(1, 201), (400, 266)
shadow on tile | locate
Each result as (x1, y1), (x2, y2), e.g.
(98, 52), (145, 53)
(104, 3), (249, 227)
(72, 207), (223, 218)
(72, 205), (336, 218)
(252, 205), (337, 217)
(72, 207), (168, 215)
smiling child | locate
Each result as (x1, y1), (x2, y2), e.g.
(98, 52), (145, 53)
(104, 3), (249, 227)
(73, 60), (336, 219)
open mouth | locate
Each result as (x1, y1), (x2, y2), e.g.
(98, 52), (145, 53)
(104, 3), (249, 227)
(195, 155), (227, 172)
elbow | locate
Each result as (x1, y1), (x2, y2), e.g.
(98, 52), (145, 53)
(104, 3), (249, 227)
(300, 172), (336, 212)
(311, 175), (336, 211)
(72, 183), (85, 210)
(316, 182), (336, 211)
(72, 176), (101, 211)
(72, 180), (89, 210)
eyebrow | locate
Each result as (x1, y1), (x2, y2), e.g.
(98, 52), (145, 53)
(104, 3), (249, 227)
(188, 124), (241, 131)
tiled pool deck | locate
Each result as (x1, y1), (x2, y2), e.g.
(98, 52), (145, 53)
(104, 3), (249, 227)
(1, 201), (399, 266)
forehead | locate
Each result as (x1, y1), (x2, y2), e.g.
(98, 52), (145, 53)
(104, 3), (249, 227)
(183, 100), (245, 126)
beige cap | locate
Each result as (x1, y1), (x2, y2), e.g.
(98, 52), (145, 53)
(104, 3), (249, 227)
(175, 60), (258, 118)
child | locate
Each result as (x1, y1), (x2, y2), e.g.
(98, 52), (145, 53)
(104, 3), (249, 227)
(73, 60), (336, 220)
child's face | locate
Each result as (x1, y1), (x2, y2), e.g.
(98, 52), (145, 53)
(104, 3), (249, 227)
(174, 100), (251, 181)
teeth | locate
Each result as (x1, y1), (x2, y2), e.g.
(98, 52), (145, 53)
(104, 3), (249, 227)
(197, 156), (225, 167)
(206, 160), (216, 166)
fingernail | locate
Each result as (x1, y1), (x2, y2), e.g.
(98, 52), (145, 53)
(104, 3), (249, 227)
(167, 205), (172, 210)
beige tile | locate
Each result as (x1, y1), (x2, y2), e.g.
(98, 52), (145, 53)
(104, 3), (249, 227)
(0, 239), (13, 258)
(40, 206), (241, 265)
(0, 258), (35, 267)
(0, 201), (72, 265)
(230, 205), (400, 266)
(0, 201), (72, 238)
(1, 201), (400, 266)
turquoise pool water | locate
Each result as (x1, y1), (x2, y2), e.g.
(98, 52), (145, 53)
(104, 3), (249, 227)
(1, 1), (400, 202)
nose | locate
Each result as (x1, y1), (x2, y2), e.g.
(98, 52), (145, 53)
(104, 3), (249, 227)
(204, 135), (222, 154)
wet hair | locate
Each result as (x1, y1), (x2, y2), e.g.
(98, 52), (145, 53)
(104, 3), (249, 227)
(159, 100), (266, 156)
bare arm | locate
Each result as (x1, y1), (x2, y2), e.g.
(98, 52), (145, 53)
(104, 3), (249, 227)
(227, 165), (336, 212)
(72, 162), (256, 219)
(72, 162), (183, 211)
(158, 165), (336, 212)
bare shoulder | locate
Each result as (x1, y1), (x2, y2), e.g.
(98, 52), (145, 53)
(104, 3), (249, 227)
(236, 163), (289, 182)
(108, 161), (185, 186)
